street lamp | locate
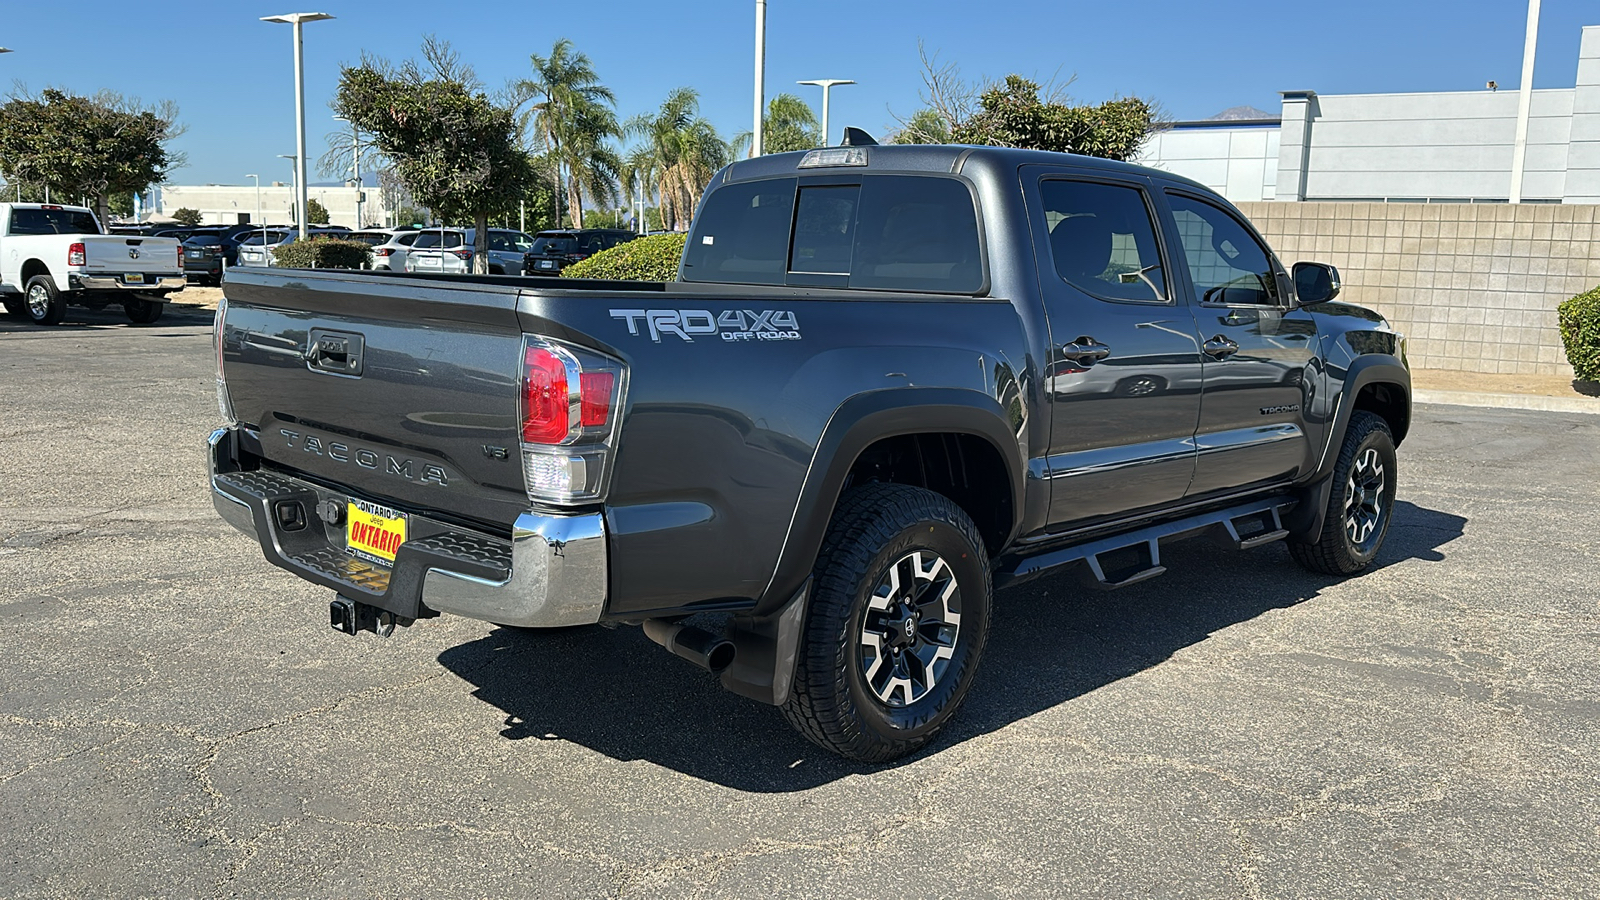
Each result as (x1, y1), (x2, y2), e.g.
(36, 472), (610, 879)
(752, 0), (766, 157)
(277, 155), (298, 224)
(261, 11), (334, 241)
(334, 114), (361, 227)
(797, 79), (855, 147)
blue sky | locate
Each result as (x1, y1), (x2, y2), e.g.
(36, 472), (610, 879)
(2, 0), (1594, 187)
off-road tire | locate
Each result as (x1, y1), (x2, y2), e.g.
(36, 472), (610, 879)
(1289, 411), (1397, 575)
(124, 298), (165, 324)
(23, 275), (66, 326)
(781, 483), (992, 762)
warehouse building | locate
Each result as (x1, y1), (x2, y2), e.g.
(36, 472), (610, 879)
(1137, 24), (1600, 205)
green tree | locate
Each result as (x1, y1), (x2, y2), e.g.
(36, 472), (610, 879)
(172, 207), (203, 226)
(0, 89), (183, 227)
(516, 39), (621, 229)
(625, 88), (730, 232)
(334, 38), (536, 273)
(305, 198), (330, 224)
(392, 206), (427, 228)
(734, 93), (820, 155)
(107, 192), (136, 219)
(890, 108), (952, 145)
(950, 75), (1154, 160)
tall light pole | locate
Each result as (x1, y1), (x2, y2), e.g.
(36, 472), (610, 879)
(277, 155), (298, 224)
(261, 12), (334, 241)
(797, 79), (855, 147)
(752, 0), (766, 157)
(1509, 0), (1541, 203)
(334, 114), (361, 227)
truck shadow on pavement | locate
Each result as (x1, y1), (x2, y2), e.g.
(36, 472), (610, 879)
(436, 499), (1465, 792)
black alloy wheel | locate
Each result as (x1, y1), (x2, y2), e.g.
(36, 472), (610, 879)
(857, 550), (964, 708)
(782, 483), (992, 762)
(1289, 410), (1397, 575)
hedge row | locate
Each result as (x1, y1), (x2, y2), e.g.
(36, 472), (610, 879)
(272, 237), (373, 270)
(561, 232), (685, 281)
(1557, 284), (1600, 382)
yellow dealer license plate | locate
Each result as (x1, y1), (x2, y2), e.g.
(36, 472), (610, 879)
(346, 498), (407, 565)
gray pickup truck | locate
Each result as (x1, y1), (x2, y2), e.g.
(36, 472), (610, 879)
(209, 142), (1409, 761)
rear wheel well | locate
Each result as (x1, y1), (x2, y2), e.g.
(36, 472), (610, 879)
(1352, 382), (1409, 445)
(20, 259), (50, 285)
(842, 433), (1013, 555)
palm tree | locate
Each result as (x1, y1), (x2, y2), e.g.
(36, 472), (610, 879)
(733, 93), (821, 156)
(624, 88), (732, 231)
(516, 38), (620, 228)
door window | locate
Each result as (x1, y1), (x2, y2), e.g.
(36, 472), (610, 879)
(1040, 180), (1167, 303)
(1166, 194), (1278, 305)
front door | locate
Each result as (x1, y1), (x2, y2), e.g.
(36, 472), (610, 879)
(1024, 170), (1207, 527)
(1160, 189), (1318, 496)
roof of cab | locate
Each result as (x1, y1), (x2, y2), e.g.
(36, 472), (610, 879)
(718, 143), (1213, 195)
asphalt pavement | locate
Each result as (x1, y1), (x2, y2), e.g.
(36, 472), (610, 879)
(1, 306), (1597, 898)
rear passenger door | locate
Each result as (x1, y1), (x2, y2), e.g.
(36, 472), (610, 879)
(1022, 167), (1207, 526)
(1157, 188), (1318, 496)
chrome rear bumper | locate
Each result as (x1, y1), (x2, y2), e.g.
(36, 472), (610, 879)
(70, 273), (186, 292)
(208, 427), (607, 627)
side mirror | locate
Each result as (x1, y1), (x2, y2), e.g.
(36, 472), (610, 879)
(1292, 261), (1341, 305)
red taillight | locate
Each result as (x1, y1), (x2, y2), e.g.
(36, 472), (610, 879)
(177, 244), (185, 264)
(376, 247), (393, 256)
(580, 372), (614, 426)
(453, 249), (473, 261)
(522, 346), (571, 444)
(68, 242), (86, 267)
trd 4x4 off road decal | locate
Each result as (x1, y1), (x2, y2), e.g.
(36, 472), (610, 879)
(610, 308), (801, 343)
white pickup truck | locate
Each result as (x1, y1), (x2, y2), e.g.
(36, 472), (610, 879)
(0, 203), (185, 325)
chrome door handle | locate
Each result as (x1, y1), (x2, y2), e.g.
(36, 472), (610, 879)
(1202, 336), (1239, 359)
(1062, 336), (1111, 365)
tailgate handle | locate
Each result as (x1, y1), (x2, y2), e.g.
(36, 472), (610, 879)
(306, 329), (364, 377)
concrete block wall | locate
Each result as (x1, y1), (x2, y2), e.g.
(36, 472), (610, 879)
(1238, 201), (1600, 376)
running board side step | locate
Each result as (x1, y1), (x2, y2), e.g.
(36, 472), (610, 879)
(995, 497), (1294, 591)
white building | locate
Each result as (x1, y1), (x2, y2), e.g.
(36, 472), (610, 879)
(159, 182), (390, 229)
(1137, 24), (1600, 205)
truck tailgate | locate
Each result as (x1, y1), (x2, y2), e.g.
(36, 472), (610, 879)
(82, 235), (180, 273)
(219, 270), (530, 530)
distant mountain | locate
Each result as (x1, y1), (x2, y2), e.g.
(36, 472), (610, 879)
(1207, 105), (1277, 121)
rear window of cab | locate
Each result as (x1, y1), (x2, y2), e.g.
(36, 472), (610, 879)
(680, 174), (984, 294)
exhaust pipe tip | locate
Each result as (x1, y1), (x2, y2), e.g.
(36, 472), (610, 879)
(642, 619), (736, 674)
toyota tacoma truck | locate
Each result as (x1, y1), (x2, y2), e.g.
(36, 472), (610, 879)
(209, 142), (1410, 761)
(0, 203), (184, 325)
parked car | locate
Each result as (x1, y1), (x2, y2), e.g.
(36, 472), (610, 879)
(0, 202), (183, 325)
(182, 234), (228, 285)
(403, 228), (536, 275)
(234, 229), (295, 267)
(523, 228), (636, 275)
(234, 227), (345, 267)
(209, 143), (1412, 761)
(369, 229), (426, 271)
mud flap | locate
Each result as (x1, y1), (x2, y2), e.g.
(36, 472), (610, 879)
(719, 579), (809, 706)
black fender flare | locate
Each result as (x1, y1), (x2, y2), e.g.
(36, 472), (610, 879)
(1287, 355), (1410, 543)
(755, 386), (1025, 618)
